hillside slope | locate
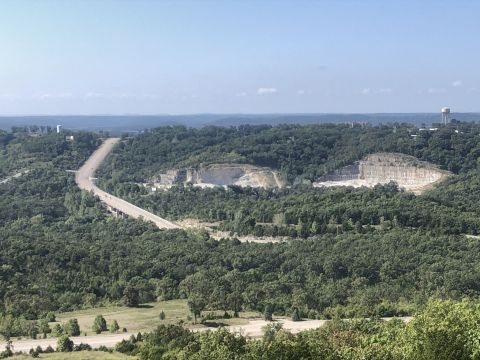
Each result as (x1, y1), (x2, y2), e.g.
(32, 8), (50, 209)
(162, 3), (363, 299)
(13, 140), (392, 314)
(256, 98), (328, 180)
(314, 153), (451, 194)
(149, 163), (285, 189)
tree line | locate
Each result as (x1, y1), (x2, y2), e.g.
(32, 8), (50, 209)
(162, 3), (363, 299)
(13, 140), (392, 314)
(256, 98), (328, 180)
(111, 300), (480, 360)
(97, 122), (480, 237)
(3, 125), (480, 343)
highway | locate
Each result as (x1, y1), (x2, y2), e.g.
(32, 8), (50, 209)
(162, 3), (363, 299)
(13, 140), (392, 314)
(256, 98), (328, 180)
(75, 138), (180, 229)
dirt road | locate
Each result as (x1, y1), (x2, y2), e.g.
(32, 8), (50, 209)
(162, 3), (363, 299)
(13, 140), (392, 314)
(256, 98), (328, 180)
(222, 317), (410, 337)
(0, 333), (134, 353)
(0, 170), (30, 185)
(75, 138), (180, 229)
(224, 319), (327, 337)
(0, 320), (327, 352)
(0, 316), (412, 352)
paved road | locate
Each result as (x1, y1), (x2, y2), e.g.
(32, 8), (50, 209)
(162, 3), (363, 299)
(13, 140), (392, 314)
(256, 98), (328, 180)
(75, 138), (180, 229)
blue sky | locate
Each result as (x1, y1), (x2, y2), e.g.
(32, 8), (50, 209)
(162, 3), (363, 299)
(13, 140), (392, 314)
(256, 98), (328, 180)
(0, 0), (479, 114)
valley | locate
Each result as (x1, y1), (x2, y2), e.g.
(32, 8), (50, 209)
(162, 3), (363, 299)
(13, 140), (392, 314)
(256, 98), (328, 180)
(3, 123), (480, 359)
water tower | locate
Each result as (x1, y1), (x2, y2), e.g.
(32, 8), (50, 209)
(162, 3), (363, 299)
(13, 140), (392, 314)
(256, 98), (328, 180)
(441, 107), (450, 125)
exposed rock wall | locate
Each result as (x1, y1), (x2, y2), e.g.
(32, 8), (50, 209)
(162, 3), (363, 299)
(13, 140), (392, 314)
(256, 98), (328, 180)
(313, 153), (450, 194)
(150, 164), (284, 189)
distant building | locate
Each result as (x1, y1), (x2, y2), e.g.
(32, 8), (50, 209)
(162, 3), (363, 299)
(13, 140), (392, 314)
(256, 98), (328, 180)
(65, 135), (74, 142)
(441, 107), (451, 125)
(56, 125), (62, 133)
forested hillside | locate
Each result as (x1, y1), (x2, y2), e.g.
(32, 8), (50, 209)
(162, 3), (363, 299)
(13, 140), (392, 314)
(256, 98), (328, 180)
(97, 123), (480, 237)
(97, 122), (480, 184)
(4, 124), (480, 344)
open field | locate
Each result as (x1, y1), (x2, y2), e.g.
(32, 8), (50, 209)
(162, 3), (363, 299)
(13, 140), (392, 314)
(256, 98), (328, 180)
(54, 300), (254, 335)
(54, 300), (190, 335)
(11, 351), (135, 360)
(2, 298), (411, 353)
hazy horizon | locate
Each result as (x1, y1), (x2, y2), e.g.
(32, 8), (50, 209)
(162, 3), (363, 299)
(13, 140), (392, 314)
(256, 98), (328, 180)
(1, 0), (479, 114)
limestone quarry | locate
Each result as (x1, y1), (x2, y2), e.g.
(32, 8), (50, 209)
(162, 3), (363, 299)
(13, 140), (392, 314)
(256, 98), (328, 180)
(313, 153), (451, 194)
(148, 163), (284, 189)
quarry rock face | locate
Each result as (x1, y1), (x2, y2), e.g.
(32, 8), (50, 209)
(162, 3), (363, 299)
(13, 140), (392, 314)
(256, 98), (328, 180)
(150, 164), (284, 189)
(313, 153), (451, 194)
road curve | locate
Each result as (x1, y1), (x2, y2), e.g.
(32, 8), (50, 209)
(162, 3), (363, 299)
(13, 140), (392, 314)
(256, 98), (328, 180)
(75, 138), (180, 229)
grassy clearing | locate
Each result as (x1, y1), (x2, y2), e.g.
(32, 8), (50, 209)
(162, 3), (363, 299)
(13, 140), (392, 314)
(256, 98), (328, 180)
(11, 351), (135, 359)
(53, 300), (259, 335)
(53, 299), (189, 335)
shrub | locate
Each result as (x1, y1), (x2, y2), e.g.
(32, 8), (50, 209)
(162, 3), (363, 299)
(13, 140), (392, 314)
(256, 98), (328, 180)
(57, 335), (74, 352)
(63, 319), (80, 336)
(74, 343), (92, 351)
(262, 322), (283, 342)
(52, 323), (63, 337)
(92, 315), (107, 334)
(291, 308), (301, 322)
(264, 305), (273, 321)
(97, 345), (110, 352)
(109, 320), (120, 333)
(44, 312), (56, 322)
(115, 339), (136, 354)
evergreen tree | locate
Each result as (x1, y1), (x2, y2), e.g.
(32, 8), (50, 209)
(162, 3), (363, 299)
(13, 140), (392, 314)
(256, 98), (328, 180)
(57, 335), (73, 352)
(291, 308), (301, 322)
(109, 320), (120, 333)
(52, 324), (63, 337)
(38, 318), (50, 338)
(63, 319), (80, 336)
(264, 305), (273, 321)
(92, 315), (107, 334)
(123, 286), (140, 307)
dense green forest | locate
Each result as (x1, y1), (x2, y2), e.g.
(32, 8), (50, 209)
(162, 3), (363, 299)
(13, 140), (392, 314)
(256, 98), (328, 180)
(4, 124), (480, 348)
(102, 182), (480, 237)
(97, 123), (480, 237)
(112, 300), (480, 360)
(97, 122), (480, 183)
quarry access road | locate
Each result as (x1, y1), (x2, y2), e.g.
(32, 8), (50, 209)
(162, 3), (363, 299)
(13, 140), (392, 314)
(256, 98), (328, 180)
(75, 138), (180, 229)
(0, 169), (30, 185)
